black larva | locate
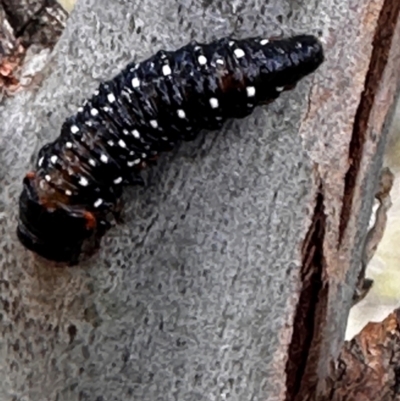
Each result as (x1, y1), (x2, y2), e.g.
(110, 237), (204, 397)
(17, 34), (324, 265)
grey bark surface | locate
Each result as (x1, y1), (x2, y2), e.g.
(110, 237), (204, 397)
(0, 0), (398, 400)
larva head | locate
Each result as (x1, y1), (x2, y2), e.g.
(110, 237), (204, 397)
(16, 173), (103, 265)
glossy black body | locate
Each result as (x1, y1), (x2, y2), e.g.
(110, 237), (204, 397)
(17, 34), (324, 265)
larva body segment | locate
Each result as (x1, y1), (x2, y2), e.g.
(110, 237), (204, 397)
(17, 34), (324, 265)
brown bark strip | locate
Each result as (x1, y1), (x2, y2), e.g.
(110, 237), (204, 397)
(19, 2), (67, 48)
(285, 187), (328, 401)
(1, 0), (68, 48)
(0, 0), (68, 97)
(338, 0), (400, 244)
(0, 4), (25, 95)
(325, 308), (400, 401)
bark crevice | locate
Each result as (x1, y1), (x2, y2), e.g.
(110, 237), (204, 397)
(286, 184), (328, 401)
(338, 0), (400, 244)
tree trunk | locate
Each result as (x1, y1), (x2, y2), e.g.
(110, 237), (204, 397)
(0, 0), (67, 98)
(0, 0), (399, 400)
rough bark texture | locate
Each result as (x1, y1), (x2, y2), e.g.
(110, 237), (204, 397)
(0, 0), (399, 400)
(0, 4), (26, 95)
(327, 308), (400, 401)
(1, 0), (67, 47)
(0, 0), (67, 98)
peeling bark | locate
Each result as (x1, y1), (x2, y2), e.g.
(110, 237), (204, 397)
(285, 0), (400, 399)
(0, 0), (67, 97)
(326, 308), (400, 401)
(338, 0), (400, 244)
(353, 167), (394, 305)
(0, 5), (25, 95)
(1, 0), (67, 47)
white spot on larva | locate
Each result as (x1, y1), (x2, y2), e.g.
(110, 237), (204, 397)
(132, 129), (140, 138)
(94, 198), (103, 208)
(86, 121), (93, 127)
(127, 161), (135, 167)
(118, 139), (127, 148)
(121, 89), (131, 99)
(129, 151), (135, 156)
(38, 156), (44, 167)
(123, 129), (129, 135)
(198, 55), (207, 66)
(216, 58), (224, 65)
(142, 153), (147, 158)
(161, 136), (168, 141)
(103, 106), (111, 112)
(234, 48), (245, 58)
(177, 109), (186, 119)
(276, 86), (284, 92)
(94, 90), (100, 96)
(100, 154), (108, 163)
(229, 41), (235, 46)
(50, 155), (58, 164)
(246, 86), (256, 97)
(113, 177), (123, 184)
(150, 120), (158, 129)
(131, 77), (140, 88)
(209, 97), (219, 109)
(65, 189), (72, 196)
(45, 175), (51, 182)
(133, 159), (141, 165)
(162, 65), (172, 76)
(66, 142), (73, 149)
(79, 176), (89, 187)
(107, 93), (116, 103)
(78, 107), (84, 112)
(295, 42), (302, 49)
(260, 39), (269, 45)
(89, 159), (96, 167)
(71, 125), (79, 134)
(90, 108), (99, 116)
(107, 140), (114, 147)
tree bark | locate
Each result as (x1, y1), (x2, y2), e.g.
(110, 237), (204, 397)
(327, 308), (400, 401)
(1, 0), (67, 48)
(0, 0), (67, 98)
(0, 0), (399, 400)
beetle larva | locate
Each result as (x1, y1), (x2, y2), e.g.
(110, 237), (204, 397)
(17, 34), (324, 265)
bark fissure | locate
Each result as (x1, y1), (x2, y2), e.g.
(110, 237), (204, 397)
(338, 0), (400, 244)
(285, 186), (327, 400)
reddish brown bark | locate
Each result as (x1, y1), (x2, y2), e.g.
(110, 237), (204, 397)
(0, 0), (67, 96)
(325, 308), (400, 401)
